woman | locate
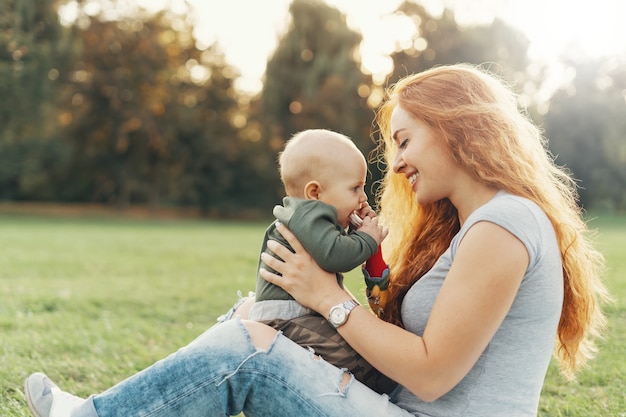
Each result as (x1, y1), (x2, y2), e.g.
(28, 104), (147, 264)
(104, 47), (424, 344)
(24, 64), (609, 417)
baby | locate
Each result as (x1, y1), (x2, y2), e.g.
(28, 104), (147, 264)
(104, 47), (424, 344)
(250, 129), (396, 394)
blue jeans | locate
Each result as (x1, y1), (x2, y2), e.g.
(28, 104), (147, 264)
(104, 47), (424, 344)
(72, 312), (414, 416)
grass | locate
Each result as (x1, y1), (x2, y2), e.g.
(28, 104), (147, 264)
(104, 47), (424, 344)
(0, 213), (624, 416)
(537, 214), (626, 416)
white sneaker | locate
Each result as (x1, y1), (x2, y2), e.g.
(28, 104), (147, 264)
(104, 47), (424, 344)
(24, 372), (84, 417)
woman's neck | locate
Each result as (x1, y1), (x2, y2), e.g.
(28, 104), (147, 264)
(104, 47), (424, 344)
(451, 182), (499, 226)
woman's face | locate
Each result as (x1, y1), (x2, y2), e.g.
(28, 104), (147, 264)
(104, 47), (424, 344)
(390, 105), (459, 204)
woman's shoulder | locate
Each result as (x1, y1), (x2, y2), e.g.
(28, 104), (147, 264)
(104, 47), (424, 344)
(468, 191), (548, 229)
(459, 191), (556, 259)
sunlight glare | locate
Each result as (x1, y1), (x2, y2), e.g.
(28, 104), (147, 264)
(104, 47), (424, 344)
(58, 1), (79, 26)
(502, 0), (626, 61)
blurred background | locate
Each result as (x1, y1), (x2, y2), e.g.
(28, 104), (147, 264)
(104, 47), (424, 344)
(2, 0), (625, 218)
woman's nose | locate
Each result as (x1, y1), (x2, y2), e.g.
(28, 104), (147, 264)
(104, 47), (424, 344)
(392, 151), (405, 173)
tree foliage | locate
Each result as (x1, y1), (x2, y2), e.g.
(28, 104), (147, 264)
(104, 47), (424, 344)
(0, 0), (73, 200)
(260, 0), (379, 200)
(53, 4), (251, 214)
(262, 0), (375, 150)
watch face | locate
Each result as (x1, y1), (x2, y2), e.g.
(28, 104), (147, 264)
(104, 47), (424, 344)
(330, 307), (346, 325)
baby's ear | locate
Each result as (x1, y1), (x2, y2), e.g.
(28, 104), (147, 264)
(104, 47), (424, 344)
(304, 181), (321, 200)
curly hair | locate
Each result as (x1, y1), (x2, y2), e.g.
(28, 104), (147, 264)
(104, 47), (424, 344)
(373, 63), (610, 380)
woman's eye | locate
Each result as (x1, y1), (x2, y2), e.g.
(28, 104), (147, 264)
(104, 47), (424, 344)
(399, 138), (409, 149)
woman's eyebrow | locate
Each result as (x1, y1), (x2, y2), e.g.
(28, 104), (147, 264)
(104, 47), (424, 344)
(392, 128), (405, 143)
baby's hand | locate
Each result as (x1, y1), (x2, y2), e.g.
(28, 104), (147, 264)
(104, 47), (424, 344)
(355, 202), (376, 221)
(357, 215), (388, 245)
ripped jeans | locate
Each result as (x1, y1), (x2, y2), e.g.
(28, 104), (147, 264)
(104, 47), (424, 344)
(71, 297), (414, 417)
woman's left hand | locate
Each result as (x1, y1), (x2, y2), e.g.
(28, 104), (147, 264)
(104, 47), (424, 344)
(259, 222), (347, 314)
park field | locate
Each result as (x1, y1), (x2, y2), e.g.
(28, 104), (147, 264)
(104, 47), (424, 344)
(0, 213), (624, 416)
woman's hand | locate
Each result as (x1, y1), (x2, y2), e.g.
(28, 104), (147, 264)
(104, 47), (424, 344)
(259, 222), (348, 314)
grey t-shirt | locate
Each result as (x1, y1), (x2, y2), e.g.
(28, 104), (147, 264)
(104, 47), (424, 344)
(393, 191), (563, 416)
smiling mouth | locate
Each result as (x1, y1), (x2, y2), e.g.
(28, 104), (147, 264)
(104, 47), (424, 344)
(408, 173), (418, 185)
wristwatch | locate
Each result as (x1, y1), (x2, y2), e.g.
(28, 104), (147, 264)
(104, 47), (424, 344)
(328, 299), (359, 328)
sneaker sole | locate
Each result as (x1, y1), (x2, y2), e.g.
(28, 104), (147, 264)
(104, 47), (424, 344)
(24, 374), (46, 417)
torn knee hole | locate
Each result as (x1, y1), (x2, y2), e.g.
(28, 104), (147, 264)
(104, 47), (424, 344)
(243, 320), (277, 350)
(339, 371), (352, 393)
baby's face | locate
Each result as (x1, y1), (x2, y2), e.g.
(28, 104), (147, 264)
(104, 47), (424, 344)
(317, 151), (368, 229)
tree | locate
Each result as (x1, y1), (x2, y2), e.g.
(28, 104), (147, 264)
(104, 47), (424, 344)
(259, 0), (380, 202)
(57, 12), (179, 207)
(0, 0), (73, 200)
(260, 0), (376, 180)
(56, 4), (243, 213)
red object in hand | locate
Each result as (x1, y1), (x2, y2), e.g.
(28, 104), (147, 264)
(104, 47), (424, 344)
(366, 245), (387, 277)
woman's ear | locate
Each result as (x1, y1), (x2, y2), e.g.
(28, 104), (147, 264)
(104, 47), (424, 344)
(304, 181), (322, 200)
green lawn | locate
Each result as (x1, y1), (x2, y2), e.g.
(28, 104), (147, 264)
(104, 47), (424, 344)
(1, 213), (624, 416)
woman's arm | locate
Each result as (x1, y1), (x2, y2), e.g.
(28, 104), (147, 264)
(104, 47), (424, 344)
(260, 221), (529, 401)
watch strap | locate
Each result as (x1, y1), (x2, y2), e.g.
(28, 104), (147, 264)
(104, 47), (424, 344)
(342, 298), (359, 312)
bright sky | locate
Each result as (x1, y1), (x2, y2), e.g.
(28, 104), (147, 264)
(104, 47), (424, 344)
(184, 0), (626, 94)
(64, 0), (626, 94)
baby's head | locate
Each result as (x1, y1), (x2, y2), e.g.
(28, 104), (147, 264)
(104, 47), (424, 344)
(279, 129), (366, 197)
(279, 129), (368, 227)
